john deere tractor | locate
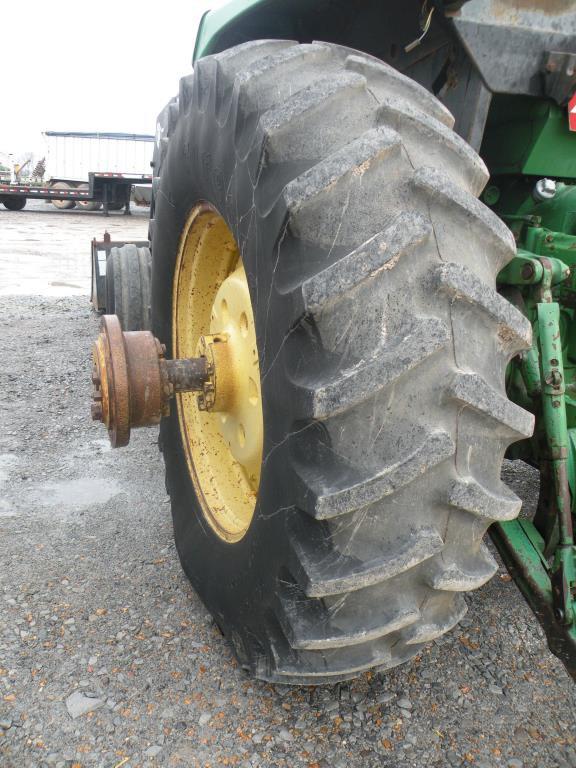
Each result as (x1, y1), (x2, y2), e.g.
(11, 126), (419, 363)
(90, 0), (576, 684)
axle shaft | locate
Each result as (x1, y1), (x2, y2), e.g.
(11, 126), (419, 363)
(163, 358), (210, 393)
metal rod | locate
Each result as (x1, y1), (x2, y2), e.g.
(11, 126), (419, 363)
(163, 357), (210, 393)
(538, 301), (573, 548)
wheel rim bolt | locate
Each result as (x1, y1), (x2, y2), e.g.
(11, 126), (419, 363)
(91, 402), (103, 422)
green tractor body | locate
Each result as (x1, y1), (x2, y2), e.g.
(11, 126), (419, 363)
(99, 0), (576, 682)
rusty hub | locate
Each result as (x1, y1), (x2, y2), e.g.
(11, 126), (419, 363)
(91, 315), (210, 447)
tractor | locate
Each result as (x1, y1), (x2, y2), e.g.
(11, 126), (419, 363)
(90, 0), (576, 685)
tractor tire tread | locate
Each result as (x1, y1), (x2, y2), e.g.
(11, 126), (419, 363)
(153, 40), (532, 683)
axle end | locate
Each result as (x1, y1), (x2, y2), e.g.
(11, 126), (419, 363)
(91, 315), (210, 448)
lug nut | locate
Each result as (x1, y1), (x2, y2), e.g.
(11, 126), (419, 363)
(91, 402), (103, 421)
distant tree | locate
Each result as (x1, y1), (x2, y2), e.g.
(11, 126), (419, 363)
(32, 157), (46, 181)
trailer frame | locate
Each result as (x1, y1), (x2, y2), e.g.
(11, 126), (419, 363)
(0, 172), (152, 216)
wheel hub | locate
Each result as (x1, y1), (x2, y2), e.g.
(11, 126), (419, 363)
(91, 314), (210, 448)
(91, 203), (264, 542)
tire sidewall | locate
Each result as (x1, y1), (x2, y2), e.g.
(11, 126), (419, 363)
(151, 90), (302, 666)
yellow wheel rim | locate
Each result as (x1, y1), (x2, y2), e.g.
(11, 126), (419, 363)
(172, 204), (263, 543)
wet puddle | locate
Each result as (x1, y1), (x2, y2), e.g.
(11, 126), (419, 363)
(49, 281), (84, 289)
(0, 454), (20, 517)
(31, 477), (122, 510)
(0, 203), (149, 296)
(0, 500), (17, 518)
(0, 453), (19, 488)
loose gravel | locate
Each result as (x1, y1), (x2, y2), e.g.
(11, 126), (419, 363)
(0, 207), (575, 767)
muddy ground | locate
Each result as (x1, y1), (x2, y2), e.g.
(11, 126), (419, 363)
(0, 202), (575, 768)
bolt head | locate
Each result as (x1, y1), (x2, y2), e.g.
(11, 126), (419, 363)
(91, 402), (103, 422)
(483, 185), (500, 206)
(533, 178), (557, 201)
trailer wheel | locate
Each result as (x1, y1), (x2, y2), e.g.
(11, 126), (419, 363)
(77, 201), (102, 211)
(150, 41), (533, 683)
(106, 244), (151, 330)
(51, 182), (75, 210)
(76, 185), (101, 211)
(2, 196), (26, 211)
(107, 203), (124, 212)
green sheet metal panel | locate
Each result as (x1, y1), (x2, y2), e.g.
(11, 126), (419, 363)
(195, 2), (260, 61)
(194, 0), (297, 62)
(482, 97), (576, 179)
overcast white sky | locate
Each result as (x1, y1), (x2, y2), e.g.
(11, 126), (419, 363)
(1, 0), (229, 156)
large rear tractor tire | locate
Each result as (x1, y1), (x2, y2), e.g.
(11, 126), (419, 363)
(51, 182), (75, 210)
(150, 41), (533, 683)
(106, 244), (152, 331)
(2, 196), (26, 211)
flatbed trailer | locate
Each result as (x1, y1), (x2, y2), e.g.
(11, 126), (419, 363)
(0, 172), (152, 215)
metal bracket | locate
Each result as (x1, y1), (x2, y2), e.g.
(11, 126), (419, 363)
(496, 252), (576, 679)
(491, 519), (576, 681)
(544, 51), (576, 106)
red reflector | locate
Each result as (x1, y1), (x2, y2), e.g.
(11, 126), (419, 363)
(569, 92), (576, 132)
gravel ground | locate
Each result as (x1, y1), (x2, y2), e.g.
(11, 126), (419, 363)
(0, 206), (575, 768)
